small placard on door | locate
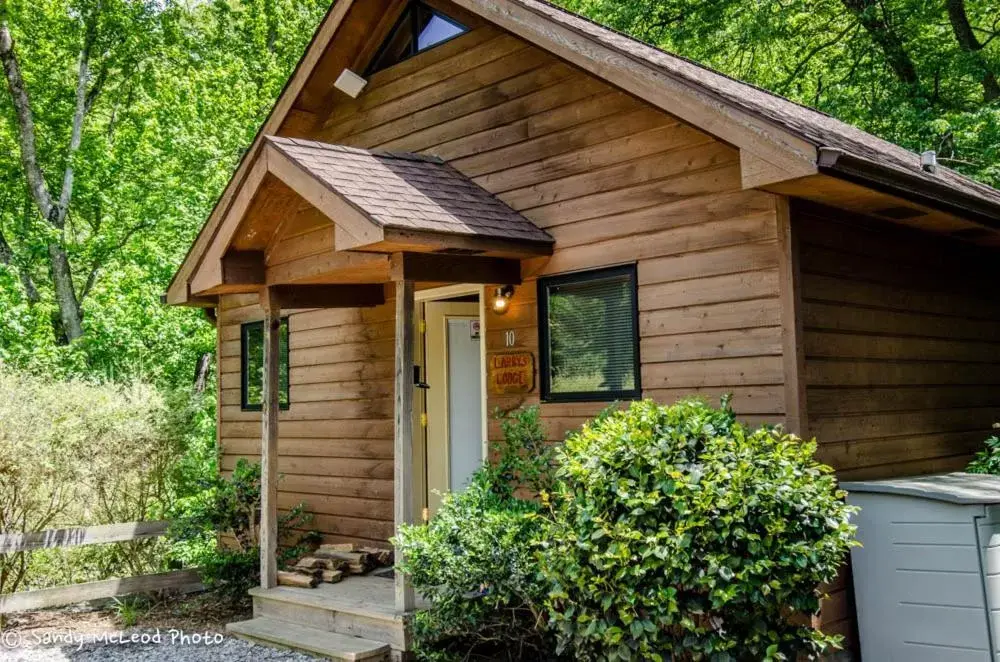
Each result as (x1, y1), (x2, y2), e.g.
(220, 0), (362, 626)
(470, 320), (481, 339)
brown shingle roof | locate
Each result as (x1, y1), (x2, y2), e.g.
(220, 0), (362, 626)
(516, 0), (1000, 218)
(266, 136), (555, 245)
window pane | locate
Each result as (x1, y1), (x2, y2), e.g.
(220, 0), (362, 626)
(366, 2), (467, 75)
(417, 13), (465, 51)
(544, 269), (637, 397)
(242, 320), (289, 410)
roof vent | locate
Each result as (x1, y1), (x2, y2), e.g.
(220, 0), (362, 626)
(921, 150), (938, 174)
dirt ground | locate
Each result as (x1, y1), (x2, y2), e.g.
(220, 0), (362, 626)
(3, 590), (252, 638)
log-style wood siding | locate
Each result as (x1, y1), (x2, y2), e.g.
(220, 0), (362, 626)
(218, 16), (786, 545)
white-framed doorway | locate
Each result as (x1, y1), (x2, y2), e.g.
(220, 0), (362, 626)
(413, 285), (488, 519)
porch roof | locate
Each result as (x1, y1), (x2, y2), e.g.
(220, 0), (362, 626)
(266, 137), (554, 246)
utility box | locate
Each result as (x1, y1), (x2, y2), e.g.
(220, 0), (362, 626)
(842, 473), (1000, 661)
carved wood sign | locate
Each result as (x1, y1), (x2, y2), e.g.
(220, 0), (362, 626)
(488, 352), (535, 395)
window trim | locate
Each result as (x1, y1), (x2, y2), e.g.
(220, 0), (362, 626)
(240, 318), (291, 412)
(364, 0), (469, 77)
(537, 263), (642, 403)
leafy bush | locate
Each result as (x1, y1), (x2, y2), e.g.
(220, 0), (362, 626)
(966, 424), (1000, 474)
(394, 406), (560, 661)
(538, 398), (857, 662)
(0, 369), (189, 597)
(169, 458), (318, 600)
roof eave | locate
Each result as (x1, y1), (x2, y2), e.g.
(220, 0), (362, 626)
(817, 147), (1000, 230)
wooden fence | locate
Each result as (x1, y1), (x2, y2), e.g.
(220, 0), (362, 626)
(0, 521), (203, 614)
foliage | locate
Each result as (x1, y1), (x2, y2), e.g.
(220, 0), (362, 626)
(0, 368), (192, 596)
(966, 424), (1000, 474)
(556, 0), (1000, 188)
(0, 0), (327, 383)
(485, 405), (554, 499)
(538, 398), (858, 661)
(168, 458), (319, 601)
(394, 407), (561, 662)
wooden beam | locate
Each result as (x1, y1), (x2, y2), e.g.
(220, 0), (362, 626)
(393, 280), (416, 612)
(0, 521), (169, 554)
(0, 570), (203, 614)
(270, 284), (385, 309)
(259, 287), (281, 590)
(776, 197), (808, 437)
(223, 250), (266, 285)
(389, 252), (522, 284)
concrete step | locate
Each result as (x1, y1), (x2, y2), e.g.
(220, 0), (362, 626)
(226, 617), (392, 661)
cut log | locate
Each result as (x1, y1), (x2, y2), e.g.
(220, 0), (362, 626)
(277, 571), (319, 588)
(359, 547), (394, 567)
(313, 550), (373, 573)
(321, 569), (343, 583)
(293, 566), (324, 580)
(295, 556), (347, 571)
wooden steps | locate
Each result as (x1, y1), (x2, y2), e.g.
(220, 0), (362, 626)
(226, 617), (391, 661)
(241, 577), (412, 657)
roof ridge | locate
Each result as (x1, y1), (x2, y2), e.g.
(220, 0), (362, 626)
(265, 135), (445, 165)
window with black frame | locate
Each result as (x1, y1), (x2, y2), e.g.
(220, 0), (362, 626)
(365, 1), (469, 76)
(538, 264), (641, 402)
(241, 318), (290, 411)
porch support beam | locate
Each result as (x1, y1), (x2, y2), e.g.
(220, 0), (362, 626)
(389, 252), (522, 284)
(259, 287), (281, 590)
(269, 284), (385, 309)
(393, 279), (416, 613)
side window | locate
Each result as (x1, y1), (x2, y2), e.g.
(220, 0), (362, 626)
(365, 1), (468, 76)
(538, 265), (641, 402)
(241, 318), (290, 411)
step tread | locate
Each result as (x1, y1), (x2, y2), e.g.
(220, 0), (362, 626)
(226, 617), (391, 661)
(249, 583), (407, 622)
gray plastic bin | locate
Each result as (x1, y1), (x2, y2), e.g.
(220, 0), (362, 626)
(843, 473), (1000, 661)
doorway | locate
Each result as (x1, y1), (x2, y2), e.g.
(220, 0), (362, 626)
(415, 287), (487, 518)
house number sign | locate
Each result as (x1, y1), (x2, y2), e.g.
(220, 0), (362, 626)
(488, 352), (535, 395)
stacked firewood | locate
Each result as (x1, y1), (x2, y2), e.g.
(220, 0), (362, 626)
(277, 543), (395, 588)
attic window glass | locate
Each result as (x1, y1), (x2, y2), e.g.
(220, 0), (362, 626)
(538, 264), (641, 402)
(241, 318), (290, 412)
(365, 2), (468, 76)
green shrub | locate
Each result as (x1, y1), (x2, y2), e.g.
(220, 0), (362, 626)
(394, 406), (561, 661)
(538, 398), (857, 662)
(0, 369), (188, 597)
(168, 459), (318, 600)
(967, 424), (1000, 474)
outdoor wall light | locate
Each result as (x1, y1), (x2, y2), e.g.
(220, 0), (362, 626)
(492, 285), (515, 315)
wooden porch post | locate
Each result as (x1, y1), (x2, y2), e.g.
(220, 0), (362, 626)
(393, 279), (416, 612)
(259, 287), (280, 589)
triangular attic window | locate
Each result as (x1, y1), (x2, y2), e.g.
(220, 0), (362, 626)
(365, 1), (468, 76)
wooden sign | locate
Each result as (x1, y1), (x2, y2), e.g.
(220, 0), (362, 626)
(489, 352), (535, 395)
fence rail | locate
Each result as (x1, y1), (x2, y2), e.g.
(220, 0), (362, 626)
(0, 520), (202, 614)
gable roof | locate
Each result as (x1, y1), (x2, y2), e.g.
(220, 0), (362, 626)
(267, 137), (554, 245)
(167, 0), (1000, 304)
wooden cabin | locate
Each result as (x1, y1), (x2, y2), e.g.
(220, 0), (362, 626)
(167, 0), (1000, 658)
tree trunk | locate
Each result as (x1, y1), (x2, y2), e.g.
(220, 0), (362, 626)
(48, 243), (83, 341)
(840, 0), (922, 91)
(193, 352), (212, 394)
(945, 0), (1000, 102)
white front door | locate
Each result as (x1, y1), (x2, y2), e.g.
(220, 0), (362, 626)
(424, 301), (483, 514)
